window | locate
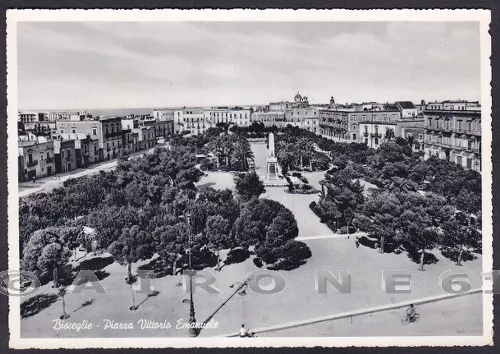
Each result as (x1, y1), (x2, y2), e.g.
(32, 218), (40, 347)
(40, 153), (44, 160)
(61, 150), (64, 158)
(60, 129), (64, 133)
(67, 149), (71, 158)
(375, 137), (379, 145)
(458, 121), (463, 131)
(93, 128), (97, 135)
(468, 122), (472, 131)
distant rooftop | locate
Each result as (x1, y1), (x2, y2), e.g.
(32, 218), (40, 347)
(396, 101), (416, 109)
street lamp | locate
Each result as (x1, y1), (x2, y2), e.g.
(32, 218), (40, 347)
(179, 213), (199, 337)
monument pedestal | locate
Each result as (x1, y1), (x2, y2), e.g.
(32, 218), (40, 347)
(267, 157), (279, 180)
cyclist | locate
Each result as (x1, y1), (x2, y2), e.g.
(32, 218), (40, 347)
(406, 304), (416, 321)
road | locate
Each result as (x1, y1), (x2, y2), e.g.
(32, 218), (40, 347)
(258, 292), (483, 337)
(18, 146), (164, 198)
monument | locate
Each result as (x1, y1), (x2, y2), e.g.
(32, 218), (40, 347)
(266, 132), (279, 180)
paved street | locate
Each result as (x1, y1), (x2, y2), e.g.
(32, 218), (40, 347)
(19, 146), (164, 198)
(259, 292), (483, 337)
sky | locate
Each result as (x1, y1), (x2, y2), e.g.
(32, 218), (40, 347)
(17, 21), (481, 110)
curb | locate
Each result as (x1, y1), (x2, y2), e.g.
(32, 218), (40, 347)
(222, 288), (482, 337)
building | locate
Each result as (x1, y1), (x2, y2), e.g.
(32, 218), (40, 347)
(251, 111), (287, 128)
(425, 100), (481, 111)
(47, 111), (92, 121)
(319, 110), (349, 139)
(269, 101), (292, 112)
(132, 126), (156, 150)
(55, 117), (122, 161)
(60, 133), (100, 168)
(395, 101), (419, 118)
(320, 109), (401, 142)
(284, 107), (320, 132)
(359, 121), (398, 148)
(152, 109), (175, 122)
(205, 107), (252, 128)
(141, 119), (174, 140)
(293, 91), (309, 107)
(18, 138), (56, 182)
(53, 139), (77, 173)
(423, 109), (481, 172)
(174, 108), (206, 135)
(396, 119), (425, 151)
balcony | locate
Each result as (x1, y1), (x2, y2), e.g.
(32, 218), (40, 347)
(27, 160), (38, 167)
(104, 131), (122, 139)
(370, 133), (382, 138)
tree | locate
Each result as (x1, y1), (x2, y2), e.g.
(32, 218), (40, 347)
(37, 242), (72, 286)
(107, 225), (155, 281)
(23, 227), (71, 285)
(206, 215), (232, 271)
(154, 223), (190, 275)
(344, 207), (355, 234)
(59, 226), (84, 261)
(59, 286), (70, 319)
(442, 212), (481, 265)
(234, 172), (266, 202)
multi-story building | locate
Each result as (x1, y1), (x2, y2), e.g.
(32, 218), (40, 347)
(423, 109), (481, 172)
(269, 101), (292, 112)
(284, 106), (319, 132)
(174, 108), (206, 134)
(359, 121), (398, 148)
(425, 100), (481, 111)
(320, 109), (401, 142)
(18, 138), (56, 182)
(152, 109), (175, 122)
(319, 109), (349, 139)
(47, 111), (92, 121)
(251, 111), (287, 128)
(140, 119), (174, 140)
(55, 117), (122, 161)
(132, 126), (156, 150)
(53, 139), (77, 173)
(60, 133), (100, 168)
(395, 101), (419, 118)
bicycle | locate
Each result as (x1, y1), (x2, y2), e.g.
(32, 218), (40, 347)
(401, 313), (420, 325)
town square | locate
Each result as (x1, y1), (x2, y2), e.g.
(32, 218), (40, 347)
(6, 10), (492, 347)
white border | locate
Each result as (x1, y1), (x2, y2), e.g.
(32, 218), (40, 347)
(6, 9), (493, 348)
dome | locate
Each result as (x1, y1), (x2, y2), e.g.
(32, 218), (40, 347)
(294, 91), (302, 102)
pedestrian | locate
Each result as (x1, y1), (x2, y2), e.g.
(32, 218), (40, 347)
(239, 324), (248, 338)
(355, 237), (360, 248)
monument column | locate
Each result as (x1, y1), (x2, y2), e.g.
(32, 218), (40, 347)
(267, 132), (279, 179)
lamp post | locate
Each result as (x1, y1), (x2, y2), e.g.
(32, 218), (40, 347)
(179, 213), (198, 337)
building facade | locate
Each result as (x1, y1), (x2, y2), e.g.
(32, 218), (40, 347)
(358, 122), (398, 149)
(54, 139), (77, 173)
(174, 108), (206, 135)
(18, 139), (56, 182)
(320, 110), (401, 142)
(251, 111), (287, 128)
(423, 109), (481, 172)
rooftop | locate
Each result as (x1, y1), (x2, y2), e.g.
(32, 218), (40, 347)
(395, 101), (416, 109)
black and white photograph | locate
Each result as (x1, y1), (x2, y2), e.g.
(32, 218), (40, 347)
(5, 9), (493, 348)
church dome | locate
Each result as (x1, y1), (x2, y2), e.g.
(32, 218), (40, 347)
(294, 91), (302, 102)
